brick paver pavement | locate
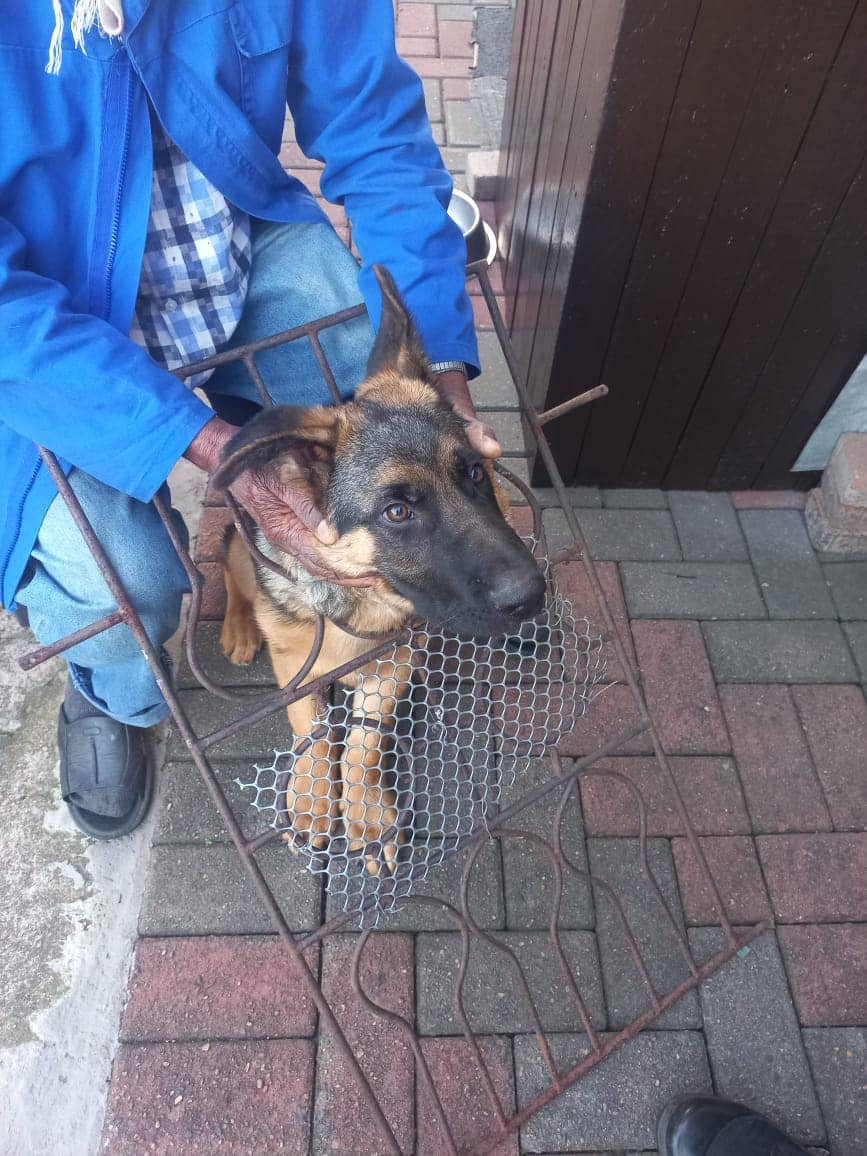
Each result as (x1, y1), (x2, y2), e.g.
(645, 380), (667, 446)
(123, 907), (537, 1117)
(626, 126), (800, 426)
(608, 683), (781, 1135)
(99, 5), (866, 1154)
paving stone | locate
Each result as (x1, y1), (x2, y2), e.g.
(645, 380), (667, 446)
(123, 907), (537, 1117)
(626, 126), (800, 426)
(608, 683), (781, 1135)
(730, 490), (807, 510)
(719, 685), (831, 833)
(621, 563), (765, 620)
(499, 758), (594, 930)
(474, 6), (514, 78)
(484, 409), (527, 453)
(101, 1039), (314, 1155)
(802, 1028), (867, 1156)
(558, 684), (653, 758)
(197, 560), (226, 619)
(555, 560), (636, 684)
(406, 55), (474, 78)
(843, 621), (867, 681)
(327, 835), (505, 930)
(416, 930), (605, 1035)
(466, 148), (500, 200)
(668, 492), (748, 562)
(397, 2), (437, 37)
(757, 833), (867, 922)
(791, 685), (867, 830)
(314, 933), (414, 1156)
(515, 1031), (711, 1153)
(176, 621), (274, 689)
(166, 687), (294, 759)
(470, 75), (508, 142)
(571, 509), (681, 562)
(580, 756), (750, 837)
(139, 844), (321, 936)
(778, 924), (867, 1027)
(442, 76), (471, 99)
(601, 488), (668, 509)
(194, 504), (232, 561)
(471, 330), (519, 408)
(418, 1036), (517, 1156)
(739, 510), (836, 619)
(632, 621), (729, 755)
(823, 561), (867, 619)
(431, 121), (446, 144)
(153, 760), (270, 844)
(398, 35), (438, 57)
(421, 76), (442, 121)
(445, 99), (490, 146)
(587, 838), (700, 1029)
(672, 836), (772, 926)
(438, 17), (474, 58)
(702, 621), (857, 683)
(690, 927), (825, 1147)
(120, 936), (319, 1042)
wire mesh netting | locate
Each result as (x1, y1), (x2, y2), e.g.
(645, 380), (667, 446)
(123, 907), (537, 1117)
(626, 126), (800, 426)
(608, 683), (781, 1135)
(238, 553), (606, 920)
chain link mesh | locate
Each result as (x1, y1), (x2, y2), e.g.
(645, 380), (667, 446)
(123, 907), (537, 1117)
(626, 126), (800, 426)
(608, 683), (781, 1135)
(238, 543), (606, 921)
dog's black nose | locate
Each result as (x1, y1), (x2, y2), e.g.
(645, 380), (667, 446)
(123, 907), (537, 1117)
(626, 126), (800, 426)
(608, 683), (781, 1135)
(490, 568), (546, 621)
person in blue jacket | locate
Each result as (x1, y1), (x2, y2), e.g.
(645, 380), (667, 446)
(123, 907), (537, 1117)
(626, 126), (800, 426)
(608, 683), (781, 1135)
(2, 1), (499, 838)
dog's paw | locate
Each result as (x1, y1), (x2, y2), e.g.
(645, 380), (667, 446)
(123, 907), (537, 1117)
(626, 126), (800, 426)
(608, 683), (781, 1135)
(220, 612), (263, 666)
(285, 737), (341, 850)
(341, 728), (402, 876)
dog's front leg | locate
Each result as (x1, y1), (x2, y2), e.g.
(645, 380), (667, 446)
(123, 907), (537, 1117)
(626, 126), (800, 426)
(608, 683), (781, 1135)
(341, 649), (413, 875)
(273, 653), (340, 851)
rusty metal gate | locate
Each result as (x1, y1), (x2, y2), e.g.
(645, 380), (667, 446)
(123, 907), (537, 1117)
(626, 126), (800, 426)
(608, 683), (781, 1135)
(19, 262), (766, 1154)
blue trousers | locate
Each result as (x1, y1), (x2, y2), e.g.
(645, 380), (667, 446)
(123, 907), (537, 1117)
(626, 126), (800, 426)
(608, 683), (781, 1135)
(15, 220), (375, 726)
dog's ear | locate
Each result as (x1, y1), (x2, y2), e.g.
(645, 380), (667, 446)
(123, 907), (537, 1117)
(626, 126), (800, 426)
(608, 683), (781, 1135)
(211, 405), (339, 491)
(365, 264), (433, 383)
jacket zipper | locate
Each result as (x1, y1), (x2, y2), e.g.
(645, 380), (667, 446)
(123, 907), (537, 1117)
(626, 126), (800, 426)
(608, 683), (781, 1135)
(101, 57), (134, 321)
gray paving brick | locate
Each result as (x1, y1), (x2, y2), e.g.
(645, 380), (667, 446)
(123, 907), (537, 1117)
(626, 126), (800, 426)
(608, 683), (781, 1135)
(620, 563), (766, 619)
(417, 930), (605, 1035)
(439, 146), (470, 174)
(739, 510), (836, 619)
(602, 488), (668, 509)
(152, 760), (264, 844)
(499, 758), (594, 930)
(139, 844), (321, 935)
(431, 122), (445, 146)
(587, 839), (700, 1029)
(843, 621), (867, 681)
(702, 621), (857, 683)
(802, 1028), (867, 1156)
(176, 621), (274, 689)
(527, 487), (603, 509)
(689, 928), (825, 1146)
(422, 77), (442, 122)
(485, 409), (527, 454)
(574, 509), (681, 562)
(515, 1031), (710, 1152)
(329, 836), (505, 931)
(669, 492), (748, 562)
(823, 561), (867, 619)
(167, 688), (294, 760)
(471, 330), (519, 409)
(445, 98), (487, 148)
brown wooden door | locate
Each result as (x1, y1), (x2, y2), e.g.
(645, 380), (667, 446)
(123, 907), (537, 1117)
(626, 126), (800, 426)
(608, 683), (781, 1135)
(498, 0), (867, 489)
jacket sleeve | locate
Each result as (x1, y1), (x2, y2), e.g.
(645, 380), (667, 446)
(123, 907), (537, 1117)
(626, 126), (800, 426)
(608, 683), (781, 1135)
(287, 0), (480, 375)
(0, 217), (213, 500)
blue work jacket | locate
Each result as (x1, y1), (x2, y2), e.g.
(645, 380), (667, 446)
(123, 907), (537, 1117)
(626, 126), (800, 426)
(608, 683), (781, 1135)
(0, 0), (478, 609)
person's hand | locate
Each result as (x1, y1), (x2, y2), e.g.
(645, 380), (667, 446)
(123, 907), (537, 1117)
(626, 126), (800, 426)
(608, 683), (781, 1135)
(433, 369), (502, 458)
(183, 416), (350, 581)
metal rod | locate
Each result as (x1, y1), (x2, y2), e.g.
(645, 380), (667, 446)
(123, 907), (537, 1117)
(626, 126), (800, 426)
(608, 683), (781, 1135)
(18, 608), (126, 670)
(536, 384), (609, 426)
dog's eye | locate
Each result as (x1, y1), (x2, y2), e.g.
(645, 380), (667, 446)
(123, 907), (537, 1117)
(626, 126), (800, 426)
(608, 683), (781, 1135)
(384, 502), (412, 523)
(467, 463), (485, 484)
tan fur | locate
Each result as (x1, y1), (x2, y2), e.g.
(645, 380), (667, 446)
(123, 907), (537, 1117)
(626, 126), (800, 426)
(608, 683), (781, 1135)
(355, 371), (439, 410)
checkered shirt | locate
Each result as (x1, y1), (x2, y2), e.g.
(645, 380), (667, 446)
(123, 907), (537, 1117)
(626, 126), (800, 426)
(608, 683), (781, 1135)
(129, 120), (252, 389)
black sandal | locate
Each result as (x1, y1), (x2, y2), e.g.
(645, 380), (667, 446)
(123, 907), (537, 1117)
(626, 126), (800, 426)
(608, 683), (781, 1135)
(57, 689), (153, 840)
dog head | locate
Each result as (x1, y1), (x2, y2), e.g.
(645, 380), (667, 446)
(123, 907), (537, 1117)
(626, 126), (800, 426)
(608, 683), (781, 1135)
(214, 265), (546, 637)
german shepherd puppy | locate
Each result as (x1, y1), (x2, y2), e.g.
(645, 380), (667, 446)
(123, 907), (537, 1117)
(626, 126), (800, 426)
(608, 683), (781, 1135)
(214, 266), (545, 873)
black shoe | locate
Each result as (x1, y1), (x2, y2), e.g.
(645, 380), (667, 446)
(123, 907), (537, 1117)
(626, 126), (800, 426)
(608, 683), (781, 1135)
(658, 1096), (810, 1156)
(57, 678), (154, 839)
